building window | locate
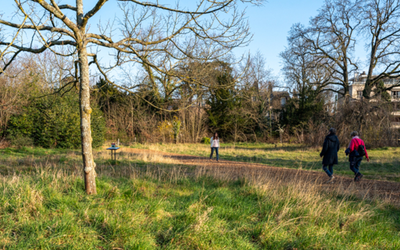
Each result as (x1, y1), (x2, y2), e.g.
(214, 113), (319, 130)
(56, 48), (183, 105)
(392, 91), (400, 99)
(280, 97), (286, 106)
(357, 91), (363, 98)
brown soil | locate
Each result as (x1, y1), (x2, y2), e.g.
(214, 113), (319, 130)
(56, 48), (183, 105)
(121, 148), (400, 204)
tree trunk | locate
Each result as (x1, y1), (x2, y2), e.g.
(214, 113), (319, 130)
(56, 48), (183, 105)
(76, 0), (96, 195)
(78, 45), (97, 195)
(301, 128), (304, 143)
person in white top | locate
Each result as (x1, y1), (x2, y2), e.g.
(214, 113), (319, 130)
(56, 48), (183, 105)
(210, 132), (220, 161)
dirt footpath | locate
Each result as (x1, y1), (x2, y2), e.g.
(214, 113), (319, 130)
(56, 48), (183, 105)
(121, 148), (400, 204)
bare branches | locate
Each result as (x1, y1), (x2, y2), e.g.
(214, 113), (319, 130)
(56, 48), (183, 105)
(32, 0), (79, 33)
(289, 0), (362, 97)
(1, 0), (255, 101)
(0, 0), (78, 75)
(0, 15), (27, 76)
(0, 19), (74, 38)
(0, 51), (22, 76)
(362, 0), (400, 97)
(91, 53), (190, 112)
(117, 0), (234, 15)
(0, 0), (262, 194)
(281, 0), (400, 99)
(82, 0), (109, 27)
(0, 40), (77, 53)
(281, 33), (332, 99)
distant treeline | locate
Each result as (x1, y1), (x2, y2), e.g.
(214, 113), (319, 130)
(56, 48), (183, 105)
(1, 52), (399, 149)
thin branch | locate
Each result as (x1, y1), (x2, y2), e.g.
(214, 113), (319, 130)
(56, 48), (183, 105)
(59, 4), (77, 11)
(0, 40), (77, 54)
(82, 0), (109, 27)
(117, 0), (234, 15)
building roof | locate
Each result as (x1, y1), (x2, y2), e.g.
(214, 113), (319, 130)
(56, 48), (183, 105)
(350, 72), (400, 85)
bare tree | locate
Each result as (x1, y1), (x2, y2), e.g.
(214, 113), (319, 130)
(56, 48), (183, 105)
(0, 76), (24, 135)
(240, 52), (275, 139)
(0, 52), (67, 136)
(0, 0), (262, 194)
(281, 34), (331, 99)
(290, 0), (362, 97)
(362, 0), (400, 97)
(280, 30), (333, 136)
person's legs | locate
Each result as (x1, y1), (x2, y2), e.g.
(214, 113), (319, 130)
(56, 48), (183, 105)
(210, 147), (214, 159)
(356, 157), (362, 170)
(322, 165), (332, 177)
(350, 158), (359, 175)
(355, 157), (363, 181)
(323, 164), (335, 183)
(216, 147), (219, 161)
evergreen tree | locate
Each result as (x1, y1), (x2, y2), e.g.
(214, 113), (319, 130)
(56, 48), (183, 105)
(206, 62), (238, 138)
(7, 87), (105, 149)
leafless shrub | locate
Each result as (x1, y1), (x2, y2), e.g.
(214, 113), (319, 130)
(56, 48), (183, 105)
(304, 121), (328, 146)
(334, 100), (399, 148)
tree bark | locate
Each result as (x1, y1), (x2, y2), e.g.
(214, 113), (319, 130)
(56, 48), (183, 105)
(78, 45), (97, 195)
(77, 0), (96, 194)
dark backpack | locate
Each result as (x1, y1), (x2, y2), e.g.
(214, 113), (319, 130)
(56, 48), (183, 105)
(355, 140), (366, 157)
(358, 145), (366, 157)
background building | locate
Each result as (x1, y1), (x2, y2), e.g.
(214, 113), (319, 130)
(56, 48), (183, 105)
(345, 72), (400, 129)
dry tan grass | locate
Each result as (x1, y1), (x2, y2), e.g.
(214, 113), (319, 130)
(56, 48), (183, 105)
(98, 147), (183, 165)
(134, 152), (182, 164)
(1, 146), (399, 206)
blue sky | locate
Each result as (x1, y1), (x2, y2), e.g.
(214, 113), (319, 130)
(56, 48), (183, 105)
(2, 0), (366, 80)
(237, 0), (324, 75)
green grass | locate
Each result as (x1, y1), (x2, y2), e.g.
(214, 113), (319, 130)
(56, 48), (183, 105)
(132, 143), (400, 182)
(0, 163), (399, 249)
(0, 146), (399, 249)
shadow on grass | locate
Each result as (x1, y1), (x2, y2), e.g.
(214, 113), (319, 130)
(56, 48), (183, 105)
(0, 149), (197, 179)
(0, 147), (77, 157)
(1, 147), (400, 182)
(232, 145), (309, 152)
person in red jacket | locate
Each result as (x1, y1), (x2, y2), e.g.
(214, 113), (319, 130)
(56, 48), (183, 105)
(346, 131), (370, 182)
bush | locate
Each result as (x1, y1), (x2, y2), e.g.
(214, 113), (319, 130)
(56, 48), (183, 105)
(7, 89), (105, 149)
(201, 137), (210, 144)
(7, 135), (34, 148)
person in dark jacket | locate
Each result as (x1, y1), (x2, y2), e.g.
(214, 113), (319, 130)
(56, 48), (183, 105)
(320, 128), (340, 183)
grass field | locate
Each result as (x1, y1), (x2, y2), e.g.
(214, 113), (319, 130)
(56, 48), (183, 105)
(0, 146), (399, 249)
(132, 143), (400, 182)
